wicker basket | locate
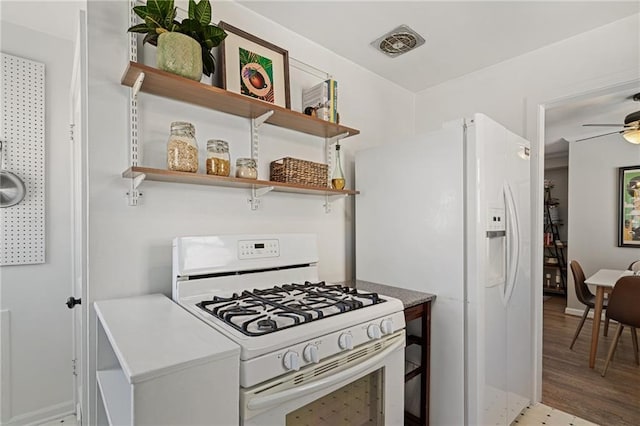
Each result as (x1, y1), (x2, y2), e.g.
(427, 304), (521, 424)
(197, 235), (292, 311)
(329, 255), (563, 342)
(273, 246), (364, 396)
(270, 157), (329, 188)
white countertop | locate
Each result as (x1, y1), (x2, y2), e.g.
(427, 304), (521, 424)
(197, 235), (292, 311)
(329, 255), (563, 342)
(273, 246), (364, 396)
(95, 293), (239, 384)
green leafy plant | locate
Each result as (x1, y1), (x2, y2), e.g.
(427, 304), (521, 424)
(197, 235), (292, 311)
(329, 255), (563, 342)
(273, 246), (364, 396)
(127, 0), (227, 76)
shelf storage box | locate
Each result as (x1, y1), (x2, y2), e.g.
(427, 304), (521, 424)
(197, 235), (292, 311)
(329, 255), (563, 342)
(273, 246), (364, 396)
(270, 157), (328, 188)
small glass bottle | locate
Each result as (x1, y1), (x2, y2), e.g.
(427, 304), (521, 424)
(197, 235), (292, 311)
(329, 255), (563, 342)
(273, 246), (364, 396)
(331, 143), (345, 190)
(236, 158), (257, 179)
(206, 139), (230, 176)
(167, 121), (198, 172)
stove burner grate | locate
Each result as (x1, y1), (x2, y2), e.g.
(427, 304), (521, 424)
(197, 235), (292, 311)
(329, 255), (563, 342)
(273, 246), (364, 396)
(196, 281), (385, 336)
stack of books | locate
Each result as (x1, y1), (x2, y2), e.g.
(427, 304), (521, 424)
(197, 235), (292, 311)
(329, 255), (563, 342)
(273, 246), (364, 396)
(302, 79), (338, 123)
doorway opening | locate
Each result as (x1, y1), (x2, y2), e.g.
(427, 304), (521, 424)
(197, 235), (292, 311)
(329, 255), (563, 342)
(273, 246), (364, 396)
(538, 79), (640, 424)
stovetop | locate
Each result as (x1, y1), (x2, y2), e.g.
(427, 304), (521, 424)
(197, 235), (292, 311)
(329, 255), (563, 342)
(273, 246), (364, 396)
(172, 234), (406, 371)
(196, 281), (386, 336)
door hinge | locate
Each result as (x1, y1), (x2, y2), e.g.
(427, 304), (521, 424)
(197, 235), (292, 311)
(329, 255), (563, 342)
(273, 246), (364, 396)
(72, 358), (78, 376)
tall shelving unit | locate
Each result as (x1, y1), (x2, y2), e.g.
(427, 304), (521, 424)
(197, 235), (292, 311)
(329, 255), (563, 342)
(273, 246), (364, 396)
(543, 185), (567, 295)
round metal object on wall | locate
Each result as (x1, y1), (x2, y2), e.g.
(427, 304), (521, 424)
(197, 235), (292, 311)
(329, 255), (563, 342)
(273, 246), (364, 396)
(0, 170), (26, 207)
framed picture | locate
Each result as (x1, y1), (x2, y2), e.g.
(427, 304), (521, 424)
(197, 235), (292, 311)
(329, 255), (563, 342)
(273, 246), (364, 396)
(618, 165), (640, 247)
(218, 21), (291, 109)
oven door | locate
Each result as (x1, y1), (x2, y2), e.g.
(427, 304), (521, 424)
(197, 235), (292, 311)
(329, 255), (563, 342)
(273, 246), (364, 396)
(241, 331), (405, 426)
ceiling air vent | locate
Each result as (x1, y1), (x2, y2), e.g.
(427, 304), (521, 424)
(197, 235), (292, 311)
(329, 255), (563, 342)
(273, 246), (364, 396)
(371, 25), (425, 58)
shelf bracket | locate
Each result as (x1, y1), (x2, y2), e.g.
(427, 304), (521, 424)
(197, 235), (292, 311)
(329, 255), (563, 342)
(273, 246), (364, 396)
(327, 132), (349, 145)
(249, 186), (274, 210)
(126, 173), (146, 206)
(132, 173), (146, 189)
(251, 110), (274, 162)
(323, 194), (347, 213)
(254, 110), (274, 127)
(132, 72), (145, 98)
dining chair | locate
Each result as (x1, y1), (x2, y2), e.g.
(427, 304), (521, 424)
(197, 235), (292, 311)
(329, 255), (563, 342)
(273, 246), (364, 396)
(569, 260), (610, 349)
(601, 276), (640, 376)
(627, 260), (640, 272)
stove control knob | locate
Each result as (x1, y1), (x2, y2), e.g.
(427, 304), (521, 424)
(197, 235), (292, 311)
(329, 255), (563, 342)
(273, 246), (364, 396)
(338, 333), (353, 350)
(380, 319), (394, 335)
(303, 344), (320, 363)
(367, 324), (382, 340)
(283, 351), (300, 371)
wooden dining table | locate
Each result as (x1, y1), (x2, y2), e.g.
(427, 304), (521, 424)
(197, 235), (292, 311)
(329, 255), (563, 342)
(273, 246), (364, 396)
(583, 268), (634, 368)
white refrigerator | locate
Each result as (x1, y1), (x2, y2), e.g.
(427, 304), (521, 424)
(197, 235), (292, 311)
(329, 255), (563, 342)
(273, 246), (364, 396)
(355, 113), (533, 426)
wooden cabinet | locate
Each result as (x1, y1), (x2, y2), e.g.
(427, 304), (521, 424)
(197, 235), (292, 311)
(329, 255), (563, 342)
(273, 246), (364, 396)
(94, 294), (240, 425)
(404, 301), (432, 426)
(120, 62), (360, 208)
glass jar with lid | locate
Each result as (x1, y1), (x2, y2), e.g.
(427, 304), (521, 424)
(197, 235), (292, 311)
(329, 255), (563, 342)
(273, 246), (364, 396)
(167, 121), (198, 172)
(206, 139), (230, 176)
(236, 158), (257, 179)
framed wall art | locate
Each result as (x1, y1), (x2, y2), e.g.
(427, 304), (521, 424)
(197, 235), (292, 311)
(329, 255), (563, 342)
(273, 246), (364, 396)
(218, 21), (291, 109)
(618, 165), (640, 247)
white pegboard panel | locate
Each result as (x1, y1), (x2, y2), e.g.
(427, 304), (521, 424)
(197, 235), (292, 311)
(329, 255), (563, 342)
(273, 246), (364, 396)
(0, 53), (45, 265)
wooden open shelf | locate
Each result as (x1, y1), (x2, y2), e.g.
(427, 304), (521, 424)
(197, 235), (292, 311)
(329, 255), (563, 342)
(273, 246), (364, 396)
(543, 287), (566, 295)
(123, 166), (359, 196)
(121, 62), (360, 140)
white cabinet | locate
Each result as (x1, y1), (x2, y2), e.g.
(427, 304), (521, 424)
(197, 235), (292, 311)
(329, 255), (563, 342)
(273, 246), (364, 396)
(95, 294), (240, 425)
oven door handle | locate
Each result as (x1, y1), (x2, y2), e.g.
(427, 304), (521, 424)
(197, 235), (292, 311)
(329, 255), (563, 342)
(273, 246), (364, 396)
(246, 337), (404, 411)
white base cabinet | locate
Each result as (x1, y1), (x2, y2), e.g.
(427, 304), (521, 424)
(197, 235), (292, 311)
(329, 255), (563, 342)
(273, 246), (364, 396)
(95, 294), (240, 425)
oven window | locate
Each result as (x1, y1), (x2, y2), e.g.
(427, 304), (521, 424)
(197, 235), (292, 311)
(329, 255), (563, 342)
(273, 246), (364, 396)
(286, 368), (384, 425)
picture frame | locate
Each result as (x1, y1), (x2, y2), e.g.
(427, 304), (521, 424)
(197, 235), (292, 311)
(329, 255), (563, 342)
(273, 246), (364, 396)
(618, 165), (640, 247)
(218, 21), (291, 109)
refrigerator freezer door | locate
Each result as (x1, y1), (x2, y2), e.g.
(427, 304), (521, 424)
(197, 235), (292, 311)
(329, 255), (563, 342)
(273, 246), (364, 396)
(469, 114), (532, 425)
(504, 129), (532, 424)
(467, 114), (511, 426)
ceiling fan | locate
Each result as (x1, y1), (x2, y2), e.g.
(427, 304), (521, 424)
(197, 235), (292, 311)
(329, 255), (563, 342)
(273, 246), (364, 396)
(578, 92), (640, 143)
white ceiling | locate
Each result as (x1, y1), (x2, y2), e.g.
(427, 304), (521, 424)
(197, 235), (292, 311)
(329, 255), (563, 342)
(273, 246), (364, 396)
(545, 85), (640, 155)
(239, 1), (639, 92)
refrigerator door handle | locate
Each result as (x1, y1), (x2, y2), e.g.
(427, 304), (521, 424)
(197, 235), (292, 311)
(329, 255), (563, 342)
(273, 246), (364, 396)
(502, 182), (520, 306)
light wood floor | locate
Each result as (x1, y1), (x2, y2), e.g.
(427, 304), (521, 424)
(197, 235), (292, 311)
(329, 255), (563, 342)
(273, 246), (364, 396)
(542, 295), (640, 425)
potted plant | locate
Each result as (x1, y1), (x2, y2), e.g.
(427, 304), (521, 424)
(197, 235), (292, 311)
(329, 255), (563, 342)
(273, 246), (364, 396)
(128, 0), (227, 81)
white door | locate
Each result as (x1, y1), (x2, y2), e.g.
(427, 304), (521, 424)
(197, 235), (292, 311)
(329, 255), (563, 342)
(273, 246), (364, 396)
(69, 10), (88, 425)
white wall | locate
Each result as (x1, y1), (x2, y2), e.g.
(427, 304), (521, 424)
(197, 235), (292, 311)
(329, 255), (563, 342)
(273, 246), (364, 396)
(83, 1), (414, 422)
(566, 136), (640, 311)
(0, 21), (74, 425)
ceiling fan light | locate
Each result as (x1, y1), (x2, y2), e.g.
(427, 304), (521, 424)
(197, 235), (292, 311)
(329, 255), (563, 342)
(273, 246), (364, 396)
(623, 128), (640, 144)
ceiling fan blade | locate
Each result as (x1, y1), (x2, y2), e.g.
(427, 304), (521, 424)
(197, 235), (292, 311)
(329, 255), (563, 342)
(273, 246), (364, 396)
(582, 124), (625, 127)
(575, 130), (624, 142)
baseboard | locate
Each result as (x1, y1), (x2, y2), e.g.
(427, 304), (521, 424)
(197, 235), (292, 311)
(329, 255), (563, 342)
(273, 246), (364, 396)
(564, 307), (608, 322)
(0, 310), (11, 423)
(2, 400), (75, 426)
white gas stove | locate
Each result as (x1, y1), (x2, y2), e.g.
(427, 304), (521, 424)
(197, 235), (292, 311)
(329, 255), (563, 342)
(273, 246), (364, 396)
(172, 234), (407, 425)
